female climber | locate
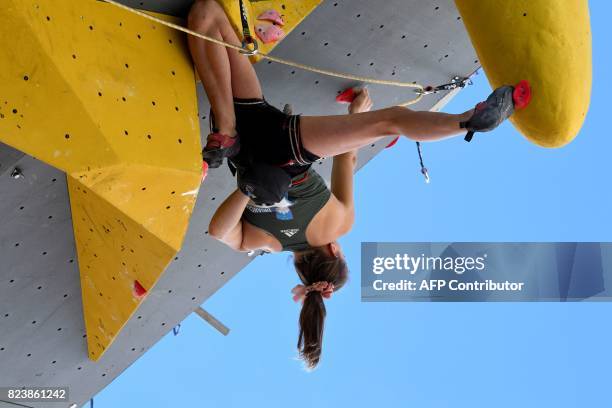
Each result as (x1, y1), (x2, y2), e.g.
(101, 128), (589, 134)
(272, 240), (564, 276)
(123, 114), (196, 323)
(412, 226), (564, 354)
(187, 0), (516, 369)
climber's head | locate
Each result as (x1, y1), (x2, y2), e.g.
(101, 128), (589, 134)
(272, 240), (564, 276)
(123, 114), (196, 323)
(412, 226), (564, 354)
(292, 242), (349, 369)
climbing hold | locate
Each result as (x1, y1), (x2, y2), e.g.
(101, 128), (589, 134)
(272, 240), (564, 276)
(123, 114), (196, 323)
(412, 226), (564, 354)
(385, 136), (400, 149)
(512, 80), (532, 110)
(335, 88), (356, 103)
(201, 160), (209, 183)
(133, 280), (147, 298)
(255, 24), (285, 44)
(257, 9), (285, 26)
(455, 0), (592, 147)
(218, 0), (322, 62)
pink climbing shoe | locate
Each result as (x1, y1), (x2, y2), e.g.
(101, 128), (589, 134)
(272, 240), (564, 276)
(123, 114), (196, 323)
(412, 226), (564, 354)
(257, 9), (285, 26)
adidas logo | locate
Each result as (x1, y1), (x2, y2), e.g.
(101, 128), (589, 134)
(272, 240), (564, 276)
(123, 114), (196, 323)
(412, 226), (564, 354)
(281, 229), (299, 237)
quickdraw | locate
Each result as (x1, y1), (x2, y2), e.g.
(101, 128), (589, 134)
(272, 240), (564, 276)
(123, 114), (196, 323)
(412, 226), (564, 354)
(238, 0), (259, 55)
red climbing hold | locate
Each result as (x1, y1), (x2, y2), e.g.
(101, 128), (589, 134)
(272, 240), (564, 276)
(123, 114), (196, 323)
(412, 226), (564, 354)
(385, 136), (400, 148)
(257, 9), (285, 26)
(475, 101), (487, 111)
(255, 24), (285, 44)
(201, 160), (209, 183)
(133, 280), (147, 298)
(513, 80), (532, 110)
(336, 88), (356, 103)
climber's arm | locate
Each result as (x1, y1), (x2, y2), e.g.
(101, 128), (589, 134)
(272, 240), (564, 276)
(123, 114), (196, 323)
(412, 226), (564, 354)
(208, 189), (250, 251)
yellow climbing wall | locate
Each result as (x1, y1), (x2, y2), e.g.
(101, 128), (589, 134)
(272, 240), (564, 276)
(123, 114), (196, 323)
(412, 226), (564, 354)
(0, 0), (202, 360)
(219, 0), (323, 62)
(455, 0), (592, 148)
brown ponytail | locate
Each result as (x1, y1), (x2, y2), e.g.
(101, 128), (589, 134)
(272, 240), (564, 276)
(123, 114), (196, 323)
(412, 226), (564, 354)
(294, 246), (349, 369)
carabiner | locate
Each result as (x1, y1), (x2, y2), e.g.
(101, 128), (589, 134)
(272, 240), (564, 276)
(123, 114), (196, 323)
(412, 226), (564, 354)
(240, 36), (259, 56)
(415, 76), (472, 96)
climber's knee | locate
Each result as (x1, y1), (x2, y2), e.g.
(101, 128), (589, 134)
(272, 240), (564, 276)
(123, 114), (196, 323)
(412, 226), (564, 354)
(380, 106), (410, 136)
(188, 0), (225, 31)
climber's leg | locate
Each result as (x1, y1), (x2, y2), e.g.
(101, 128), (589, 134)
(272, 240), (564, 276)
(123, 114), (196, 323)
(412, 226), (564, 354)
(300, 106), (474, 158)
(187, 0), (262, 136)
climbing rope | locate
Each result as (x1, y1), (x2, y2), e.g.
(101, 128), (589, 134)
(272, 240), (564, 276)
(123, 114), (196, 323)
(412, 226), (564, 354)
(103, 0), (425, 106)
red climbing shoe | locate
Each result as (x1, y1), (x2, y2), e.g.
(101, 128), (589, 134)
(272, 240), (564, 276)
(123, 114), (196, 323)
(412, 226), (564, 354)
(202, 133), (240, 169)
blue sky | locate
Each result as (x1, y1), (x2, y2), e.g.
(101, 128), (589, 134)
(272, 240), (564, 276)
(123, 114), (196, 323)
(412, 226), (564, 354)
(97, 1), (611, 407)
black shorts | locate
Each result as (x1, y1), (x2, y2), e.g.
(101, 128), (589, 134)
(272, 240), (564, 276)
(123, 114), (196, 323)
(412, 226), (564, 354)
(210, 98), (320, 177)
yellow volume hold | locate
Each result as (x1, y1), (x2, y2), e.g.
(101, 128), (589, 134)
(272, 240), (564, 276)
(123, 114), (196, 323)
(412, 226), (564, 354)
(0, 0), (202, 360)
(455, 0), (592, 148)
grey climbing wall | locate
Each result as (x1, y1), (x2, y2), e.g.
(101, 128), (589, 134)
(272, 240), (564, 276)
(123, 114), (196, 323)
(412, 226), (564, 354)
(0, 1), (478, 407)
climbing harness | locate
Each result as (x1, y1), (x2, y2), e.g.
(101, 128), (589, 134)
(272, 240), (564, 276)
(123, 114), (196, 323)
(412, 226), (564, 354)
(238, 0), (258, 55)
